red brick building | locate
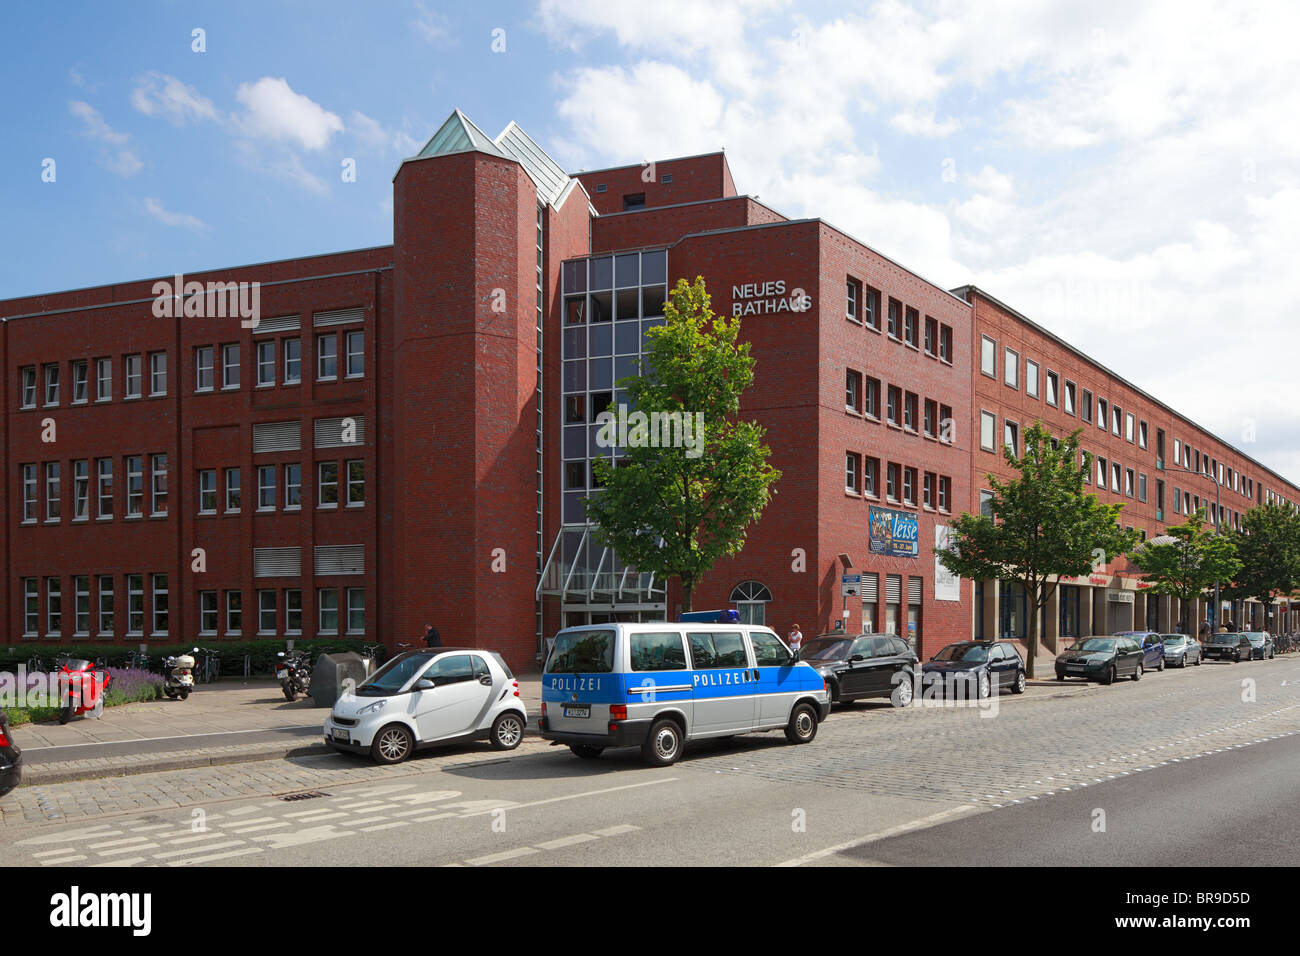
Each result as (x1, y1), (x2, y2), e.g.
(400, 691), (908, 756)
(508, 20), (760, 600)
(3, 109), (1296, 671)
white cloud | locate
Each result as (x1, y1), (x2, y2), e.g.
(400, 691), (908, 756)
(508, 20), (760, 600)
(130, 72), (218, 125)
(349, 110), (421, 156)
(144, 198), (206, 230)
(69, 100), (128, 145)
(233, 77), (343, 151)
(413, 1), (452, 44)
(104, 150), (143, 177)
(890, 109), (960, 138)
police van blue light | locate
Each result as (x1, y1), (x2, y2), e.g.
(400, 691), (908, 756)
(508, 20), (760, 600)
(539, 613), (831, 766)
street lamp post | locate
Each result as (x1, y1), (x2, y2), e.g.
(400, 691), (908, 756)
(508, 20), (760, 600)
(1167, 461), (1223, 631)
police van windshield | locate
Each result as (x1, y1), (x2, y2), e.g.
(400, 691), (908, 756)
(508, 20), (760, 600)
(548, 629), (614, 673)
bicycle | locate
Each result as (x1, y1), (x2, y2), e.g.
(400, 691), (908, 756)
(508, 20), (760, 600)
(125, 650), (150, 671)
(196, 647), (221, 684)
(360, 642), (385, 672)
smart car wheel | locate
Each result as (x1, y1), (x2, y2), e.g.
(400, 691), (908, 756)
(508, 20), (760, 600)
(1012, 670), (1027, 694)
(490, 711), (524, 751)
(784, 703), (819, 744)
(642, 719), (684, 766)
(570, 745), (604, 759)
(1132, 661), (1143, 682)
(371, 724), (414, 765)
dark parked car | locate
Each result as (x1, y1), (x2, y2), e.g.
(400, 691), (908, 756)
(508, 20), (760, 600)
(1055, 636), (1145, 684)
(1239, 631), (1275, 660)
(799, 633), (917, 706)
(1202, 632), (1252, 662)
(921, 640), (1027, 698)
(0, 710), (22, 797)
(1114, 631), (1166, 671)
(1161, 634), (1201, 667)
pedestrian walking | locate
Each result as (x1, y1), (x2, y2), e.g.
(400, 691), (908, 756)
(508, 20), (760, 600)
(424, 623), (441, 648)
(787, 623), (803, 656)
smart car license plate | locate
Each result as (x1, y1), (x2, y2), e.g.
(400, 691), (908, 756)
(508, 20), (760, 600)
(563, 705), (590, 718)
(331, 729), (349, 743)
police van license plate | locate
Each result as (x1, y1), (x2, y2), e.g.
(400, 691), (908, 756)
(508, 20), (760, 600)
(562, 705), (590, 718)
(332, 729), (349, 743)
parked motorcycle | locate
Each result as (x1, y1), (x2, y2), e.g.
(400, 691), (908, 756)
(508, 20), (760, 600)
(57, 658), (111, 724)
(276, 650), (311, 701)
(163, 649), (197, 700)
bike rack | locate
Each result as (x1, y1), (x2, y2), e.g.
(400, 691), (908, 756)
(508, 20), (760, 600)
(243, 654), (251, 684)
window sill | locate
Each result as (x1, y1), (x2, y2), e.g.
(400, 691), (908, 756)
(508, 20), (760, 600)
(844, 407), (862, 417)
(43, 519), (61, 525)
(149, 392), (166, 399)
(198, 510), (218, 517)
(72, 399), (88, 406)
(346, 502), (365, 509)
(318, 503), (338, 511)
(195, 388), (214, 394)
(123, 395), (142, 402)
(284, 505), (302, 513)
(73, 516), (89, 523)
(845, 489), (861, 498)
(44, 634), (63, 641)
(150, 512), (168, 519)
(21, 519), (36, 526)
(125, 514), (143, 521)
(21, 633), (39, 640)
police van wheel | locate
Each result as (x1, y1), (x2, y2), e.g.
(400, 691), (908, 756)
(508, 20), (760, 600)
(570, 745), (604, 759)
(784, 703), (818, 744)
(642, 719), (683, 767)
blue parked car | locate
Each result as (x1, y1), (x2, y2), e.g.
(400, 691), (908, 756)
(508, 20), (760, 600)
(1114, 631), (1166, 672)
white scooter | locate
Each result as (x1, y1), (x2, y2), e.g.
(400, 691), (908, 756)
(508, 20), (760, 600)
(163, 649), (197, 700)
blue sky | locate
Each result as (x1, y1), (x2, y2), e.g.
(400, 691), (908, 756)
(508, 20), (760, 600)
(3, 0), (1299, 480)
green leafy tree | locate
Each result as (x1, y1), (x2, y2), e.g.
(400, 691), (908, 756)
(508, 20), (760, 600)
(584, 277), (781, 611)
(1228, 501), (1300, 631)
(1130, 509), (1241, 631)
(935, 423), (1139, 677)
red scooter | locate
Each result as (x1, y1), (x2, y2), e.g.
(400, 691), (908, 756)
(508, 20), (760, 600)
(57, 659), (110, 724)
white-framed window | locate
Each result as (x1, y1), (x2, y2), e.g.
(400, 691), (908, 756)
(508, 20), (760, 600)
(225, 590), (242, 635)
(317, 333), (338, 381)
(845, 369), (860, 412)
(730, 581), (772, 625)
(1138, 420), (1148, 449)
(258, 589), (277, 634)
(72, 360), (88, 403)
(864, 457), (878, 496)
(1045, 370), (1059, 407)
(1125, 468), (1135, 498)
(124, 354), (142, 398)
(127, 574), (144, 634)
(221, 343), (240, 388)
(1004, 420), (1019, 456)
(1098, 398), (1108, 431)
(980, 335), (996, 377)
(96, 357), (113, 401)
(45, 462), (61, 520)
(1025, 360), (1039, 398)
(257, 340), (275, 386)
(903, 467), (916, 505)
(980, 410), (996, 452)
(23, 578), (38, 635)
(1064, 381), (1076, 416)
(938, 476), (951, 512)
(1111, 462), (1122, 493)
(199, 591), (218, 635)
(846, 277), (859, 321)
(150, 351), (167, 395)
(346, 588), (365, 634)
(44, 364), (60, 406)
(73, 459), (89, 519)
(196, 346), (214, 391)
(284, 463), (302, 509)
(317, 461), (339, 507)
(125, 455), (143, 516)
(225, 468), (241, 512)
(1003, 349), (1018, 388)
(845, 452), (860, 493)
(198, 469), (217, 514)
(285, 589), (302, 635)
(151, 453), (168, 514)
(20, 366), (36, 408)
(346, 460), (365, 506)
(47, 577), (62, 636)
(318, 588), (339, 634)
(97, 575), (114, 636)
(152, 573), (168, 635)
(258, 465), (276, 510)
(284, 338), (302, 384)
(1125, 412), (1135, 443)
(21, 463), (37, 522)
(97, 458), (113, 517)
(1112, 405), (1122, 436)
(1097, 457), (1107, 486)
(346, 330), (364, 378)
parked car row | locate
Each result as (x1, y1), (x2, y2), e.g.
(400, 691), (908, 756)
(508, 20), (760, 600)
(1056, 629), (1277, 683)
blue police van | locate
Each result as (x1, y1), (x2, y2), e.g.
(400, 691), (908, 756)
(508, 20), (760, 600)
(539, 611), (831, 766)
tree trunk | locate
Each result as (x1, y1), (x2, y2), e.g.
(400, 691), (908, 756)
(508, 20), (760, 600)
(1025, 582), (1039, 680)
(681, 578), (694, 614)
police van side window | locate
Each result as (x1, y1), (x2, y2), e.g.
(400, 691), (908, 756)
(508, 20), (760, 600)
(688, 631), (748, 669)
(749, 630), (792, 667)
(631, 631), (688, 671)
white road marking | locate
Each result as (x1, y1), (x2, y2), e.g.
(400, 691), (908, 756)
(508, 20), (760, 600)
(360, 822), (411, 833)
(98, 843), (159, 857)
(774, 805), (978, 867)
(88, 836), (154, 850)
(226, 805), (267, 817)
(166, 832), (229, 846)
(283, 809), (348, 821)
(128, 823), (174, 832)
(535, 833), (599, 850)
(170, 847), (265, 866)
(340, 816), (387, 827)
(17, 825), (119, 846)
(153, 840), (247, 860)
(220, 816), (273, 827)
(465, 847), (539, 866)
(91, 857), (139, 866)
(228, 822), (293, 834)
(592, 824), (640, 837)
(252, 826), (350, 849)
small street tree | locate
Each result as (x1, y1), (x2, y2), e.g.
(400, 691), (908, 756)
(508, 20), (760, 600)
(584, 276), (782, 612)
(1228, 501), (1300, 631)
(1129, 509), (1241, 632)
(935, 422), (1139, 678)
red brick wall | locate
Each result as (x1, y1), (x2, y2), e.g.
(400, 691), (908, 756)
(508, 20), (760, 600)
(575, 154), (736, 216)
(592, 196), (787, 255)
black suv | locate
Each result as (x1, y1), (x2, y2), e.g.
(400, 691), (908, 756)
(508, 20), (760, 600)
(799, 633), (918, 706)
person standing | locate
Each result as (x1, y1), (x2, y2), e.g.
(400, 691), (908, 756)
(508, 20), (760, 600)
(424, 623), (441, 648)
(787, 623), (803, 656)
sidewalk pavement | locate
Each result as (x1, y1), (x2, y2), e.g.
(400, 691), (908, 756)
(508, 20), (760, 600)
(12, 676), (546, 788)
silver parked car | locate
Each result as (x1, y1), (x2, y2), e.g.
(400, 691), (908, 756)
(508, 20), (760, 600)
(1160, 633), (1201, 667)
